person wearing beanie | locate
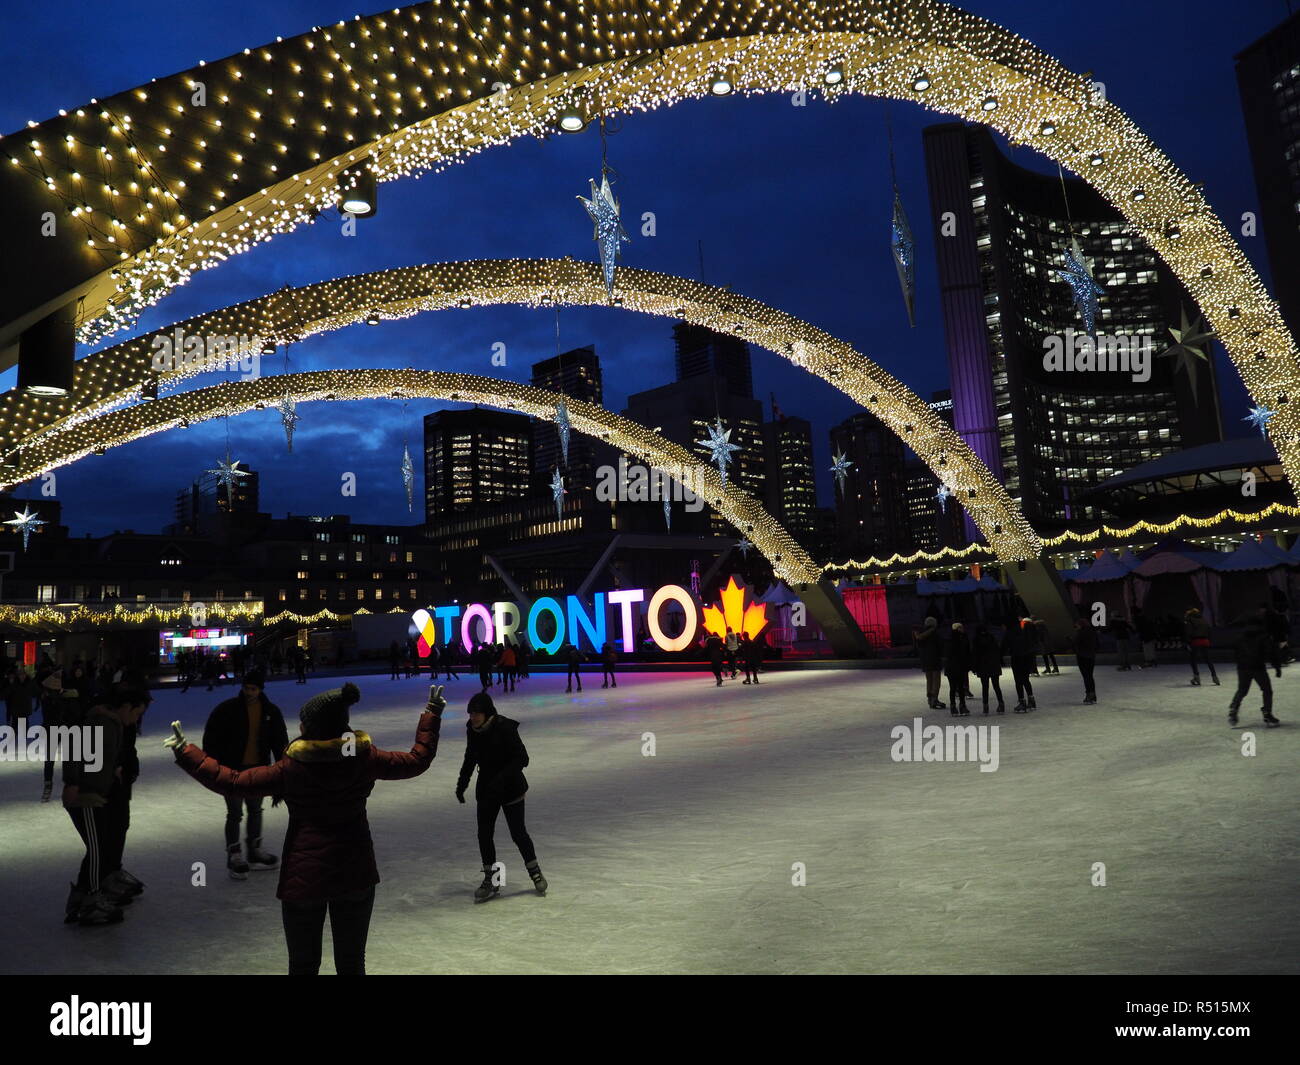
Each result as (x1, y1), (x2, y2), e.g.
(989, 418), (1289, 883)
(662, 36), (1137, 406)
(200, 669), (288, 879)
(167, 682), (446, 975)
(1001, 616), (1038, 712)
(912, 615), (944, 710)
(455, 691), (546, 902)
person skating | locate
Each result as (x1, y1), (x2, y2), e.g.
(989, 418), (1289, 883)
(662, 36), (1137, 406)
(1002, 616), (1038, 712)
(201, 670), (289, 880)
(913, 616), (945, 710)
(496, 642), (517, 693)
(1135, 609), (1158, 668)
(740, 632), (763, 684)
(1034, 618), (1059, 674)
(944, 623), (971, 715)
(1184, 608), (1219, 686)
(454, 691), (546, 902)
(971, 624), (1006, 714)
(705, 632), (725, 687)
(63, 687), (147, 926)
(1108, 614), (1135, 670)
(1074, 618), (1099, 704)
(438, 642), (460, 681)
(1264, 604), (1289, 679)
(564, 643), (583, 693)
(724, 628), (740, 679)
(475, 643), (493, 691)
(99, 683), (150, 904)
(388, 641), (402, 681)
(291, 645), (307, 685)
(1227, 609), (1279, 727)
(600, 642), (617, 688)
(39, 672), (82, 802)
(168, 683), (445, 974)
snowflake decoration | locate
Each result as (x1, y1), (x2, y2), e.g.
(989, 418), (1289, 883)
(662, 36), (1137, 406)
(206, 452), (250, 505)
(550, 467), (567, 520)
(1243, 405), (1276, 438)
(830, 450), (853, 495)
(4, 506), (46, 550)
(696, 418), (742, 486)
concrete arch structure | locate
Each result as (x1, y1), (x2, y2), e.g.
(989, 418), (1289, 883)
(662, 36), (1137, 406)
(0, 259), (1042, 563)
(1, 0), (1296, 486)
(6, 366), (871, 655)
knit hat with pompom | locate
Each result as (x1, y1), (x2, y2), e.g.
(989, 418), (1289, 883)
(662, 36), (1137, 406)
(299, 682), (361, 740)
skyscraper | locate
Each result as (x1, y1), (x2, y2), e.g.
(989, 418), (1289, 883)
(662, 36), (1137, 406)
(902, 392), (967, 551)
(673, 322), (754, 399)
(924, 123), (1221, 531)
(830, 412), (912, 561)
(761, 411), (816, 539)
(423, 408), (534, 521)
(1237, 11), (1300, 338)
(530, 345), (604, 489)
(173, 464), (260, 534)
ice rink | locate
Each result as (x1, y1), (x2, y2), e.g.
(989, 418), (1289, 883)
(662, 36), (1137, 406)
(1, 663), (1296, 974)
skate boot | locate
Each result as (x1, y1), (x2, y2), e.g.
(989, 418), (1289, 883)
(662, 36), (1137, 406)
(526, 859), (548, 896)
(996, 702), (1006, 714)
(1228, 707), (1239, 726)
(246, 838), (279, 871)
(103, 868), (144, 898)
(1027, 697), (1037, 711)
(227, 843), (249, 881)
(1264, 713), (1281, 728)
(950, 705), (959, 717)
(1211, 673), (1220, 686)
(77, 892), (125, 926)
(958, 703), (970, 716)
(64, 882), (86, 924)
(1191, 675), (1201, 686)
(1013, 703), (1028, 713)
(474, 866), (499, 904)
(982, 700), (989, 716)
(41, 781), (52, 803)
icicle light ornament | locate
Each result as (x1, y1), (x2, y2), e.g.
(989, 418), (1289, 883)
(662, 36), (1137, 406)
(0, 259), (1041, 562)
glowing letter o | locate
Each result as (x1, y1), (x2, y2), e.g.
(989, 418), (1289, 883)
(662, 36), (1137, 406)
(647, 584), (698, 652)
(526, 596), (565, 655)
(460, 603), (494, 653)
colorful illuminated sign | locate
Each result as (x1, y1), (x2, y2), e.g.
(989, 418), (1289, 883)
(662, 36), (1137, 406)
(411, 577), (767, 655)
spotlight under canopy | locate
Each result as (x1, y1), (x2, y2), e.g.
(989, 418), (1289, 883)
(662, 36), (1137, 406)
(823, 62), (844, 85)
(18, 303), (75, 397)
(557, 101), (588, 132)
(710, 70), (734, 95)
(339, 161), (377, 217)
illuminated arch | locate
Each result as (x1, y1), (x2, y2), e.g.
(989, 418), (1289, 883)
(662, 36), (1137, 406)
(5, 367), (828, 585)
(0, 259), (1041, 561)
(1, 1), (1295, 486)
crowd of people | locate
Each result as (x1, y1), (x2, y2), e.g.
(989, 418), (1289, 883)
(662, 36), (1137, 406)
(910, 604), (1289, 725)
(390, 637), (628, 695)
(175, 643), (315, 692)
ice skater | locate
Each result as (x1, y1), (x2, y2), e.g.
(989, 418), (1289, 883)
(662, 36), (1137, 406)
(166, 683), (445, 975)
(438, 642), (459, 681)
(454, 692), (546, 902)
(1034, 618), (1059, 674)
(971, 624), (1005, 714)
(564, 643), (584, 693)
(201, 670), (288, 879)
(705, 632), (725, 687)
(99, 683), (150, 907)
(945, 622), (971, 716)
(724, 628), (740, 679)
(913, 616), (944, 710)
(1184, 608), (1219, 687)
(600, 642), (617, 688)
(1228, 609), (1280, 728)
(1108, 614), (1134, 670)
(1003, 616), (1038, 712)
(496, 642), (517, 692)
(740, 632), (763, 684)
(1073, 617), (1098, 704)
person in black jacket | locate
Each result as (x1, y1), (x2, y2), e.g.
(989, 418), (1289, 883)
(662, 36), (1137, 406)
(945, 623), (971, 716)
(100, 683), (150, 904)
(913, 616), (944, 710)
(1002, 616), (1038, 712)
(455, 692), (546, 902)
(1074, 618), (1099, 704)
(740, 632), (763, 684)
(564, 643), (583, 693)
(201, 670), (288, 880)
(1229, 610), (1280, 727)
(705, 634), (725, 687)
(1108, 615), (1134, 670)
(1263, 604), (1289, 679)
(971, 624), (1005, 714)
(1034, 618), (1059, 675)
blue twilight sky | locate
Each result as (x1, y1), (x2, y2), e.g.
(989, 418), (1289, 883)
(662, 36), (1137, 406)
(0, 0), (1285, 535)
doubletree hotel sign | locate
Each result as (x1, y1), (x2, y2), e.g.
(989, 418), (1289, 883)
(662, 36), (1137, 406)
(412, 576), (769, 655)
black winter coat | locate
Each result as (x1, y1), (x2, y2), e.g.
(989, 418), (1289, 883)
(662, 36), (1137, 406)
(202, 695), (289, 770)
(457, 714), (529, 803)
(944, 632), (971, 678)
(1234, 624), (1273, 669)
(971, 632), (1003, 678)
(1074, 624), (1100, 657)
(914, 626), (943, 670)
(1001, 622), (1036, 659)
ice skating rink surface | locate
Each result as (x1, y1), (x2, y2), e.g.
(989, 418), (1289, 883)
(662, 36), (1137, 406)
(0, 666), (1296, 974)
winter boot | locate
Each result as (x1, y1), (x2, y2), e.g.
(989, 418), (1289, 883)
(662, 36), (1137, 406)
(41, 781), (52, 803)
(64, 882), (86, 924)
(526, 859), (547, 895)
(246, 838), (279, 870)
(1263, 713), (1281, 728)
(227, 843), (249, 881)
(1228, 708), (1239, 726)
(77, 892), (125, 926)
(474, 866), (500, 904)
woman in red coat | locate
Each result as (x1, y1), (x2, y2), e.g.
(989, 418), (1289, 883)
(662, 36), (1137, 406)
(165, 682), (445, 975)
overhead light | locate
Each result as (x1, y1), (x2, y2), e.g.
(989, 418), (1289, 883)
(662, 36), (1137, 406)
(457, 297), (473, 309)
(338, 160), (376, 216)
(1039, 120), (1056, 135)
(1228, 306), (1241, 319)
(141, 379), (158, 401)
(260, 339), (277, 354)
(1166, 223), (1182, 240)
(823, 62), (844, 86)
(557, 101), (587, 133)
(365, 311), (381, 326)
(981, 96), (999, 112)
(912, 73), (931, 91)
(709, 70), (734, 96)
(1131, 187), (1147, 201)
(18, 303), (75, 397)
(1089, 153), (1105, 167)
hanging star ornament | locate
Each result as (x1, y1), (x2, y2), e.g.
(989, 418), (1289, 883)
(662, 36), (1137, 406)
(275, 393), (299, 452)
(1243, 405), (1276, 437)
(663, 494), (672, 531)
(936, 484), (953, 513)
(1158, 305), (1216, 405)
(830, 450), (853, 496)
(736, 537), (754, 559)
(554, 401), (572, 467)
(401, 444), (415, 512)
(550, 468), (567, 520)
(577, 173), (630, 300)
(206, 452), (250, 505)
(1057, 237), (1105, 338)
(696, 418), (742, 486)
(890, 192), (916, 327)
(4, 506), (46, 550)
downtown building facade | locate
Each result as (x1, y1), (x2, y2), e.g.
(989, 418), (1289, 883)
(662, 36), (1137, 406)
(923, 123), (1222, 532)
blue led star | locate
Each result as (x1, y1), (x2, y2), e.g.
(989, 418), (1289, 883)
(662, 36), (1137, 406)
(4, 506), (46, 551)
(736, 537), (754, 559)
(937, 484), (953, 513)
(830, 450), (853, 495)
(1243, 405), (1276, 437)
(275, 394), (299, 452)
(1057, 238), (1105, 338)
(577, 173), (630, 300)
(696, 418), (742, 486)
(550, 468), (567, 520)
(554, 401), (572, 467)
